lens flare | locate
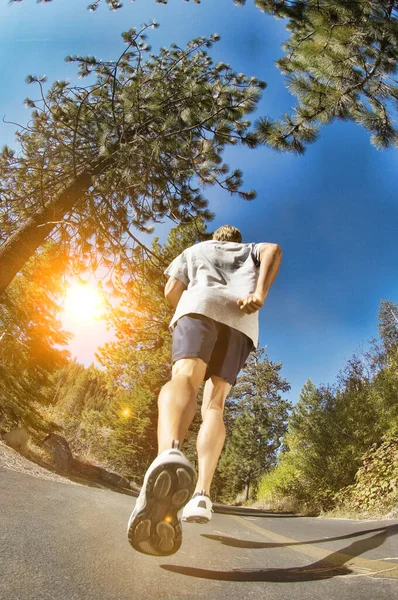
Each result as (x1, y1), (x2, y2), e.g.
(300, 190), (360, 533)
(63, 282), (105, 325)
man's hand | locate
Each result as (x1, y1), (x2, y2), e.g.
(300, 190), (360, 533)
(240, 243), (282, 314)
(237, 294), (264, 314)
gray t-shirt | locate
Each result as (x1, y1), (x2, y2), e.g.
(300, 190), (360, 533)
(164, 240), (264, 347)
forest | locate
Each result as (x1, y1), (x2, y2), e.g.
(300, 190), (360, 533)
(1, 1), (397, 517)
(1, 221), (397, 516)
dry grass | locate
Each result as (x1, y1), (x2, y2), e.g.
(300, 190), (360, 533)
(322, 504), (398, 521)
(0, 440), (80, 485)
(249, 496), (316, 516)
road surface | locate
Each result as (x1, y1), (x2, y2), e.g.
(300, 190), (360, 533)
(1, 467), (397, 600)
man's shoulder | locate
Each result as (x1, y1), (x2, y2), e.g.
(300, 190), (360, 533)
(184, 240), (214, 253)
(185, 240), (268, 255)
(193, 240), (255, 249)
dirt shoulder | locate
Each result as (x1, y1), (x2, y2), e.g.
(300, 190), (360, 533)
(0, 440), (139, 496)
(0, 441), (81, 486)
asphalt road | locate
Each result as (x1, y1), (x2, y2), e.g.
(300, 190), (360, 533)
(1, 467), (397, 600)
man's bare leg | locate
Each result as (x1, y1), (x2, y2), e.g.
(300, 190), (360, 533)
(128, 357), (205, 556)
(194, 375), (231, 495)
(157, 357), (207, 454)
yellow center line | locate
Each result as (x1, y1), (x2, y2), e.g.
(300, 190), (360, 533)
(230, 515), (398, 579)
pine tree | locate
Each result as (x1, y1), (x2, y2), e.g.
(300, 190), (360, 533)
(48, 360), (111, 419)
(216, 348), (291, 502)
(12, 1), (397, 150)
(0, 243), (71, 434)
(252, 0), (398, 151)
(84, 220), (207, 474)
(44, 220), (206, 476)
(378, 299), (398, 355)
(258, 301), (398, 512)
(0, 26), (261, 296)
(157, 0), (398, 151)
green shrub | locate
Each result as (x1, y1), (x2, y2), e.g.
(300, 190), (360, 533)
(256, 453), (320, 514)
(334, 438), (398, 515)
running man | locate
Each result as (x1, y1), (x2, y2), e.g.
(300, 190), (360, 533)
(127, 225), (282, 556)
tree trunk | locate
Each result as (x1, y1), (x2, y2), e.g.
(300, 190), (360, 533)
(386, 0), (395, 18)
(0, 171), (93, 297)
(244, 479), (250, 502)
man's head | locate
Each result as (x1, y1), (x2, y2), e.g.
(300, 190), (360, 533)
(212, 225), (242, 244)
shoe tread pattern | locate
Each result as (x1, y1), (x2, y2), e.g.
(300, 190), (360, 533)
(128, 463), (195, 556)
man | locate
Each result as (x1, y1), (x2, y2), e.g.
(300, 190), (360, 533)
(127, 225), (282, 556)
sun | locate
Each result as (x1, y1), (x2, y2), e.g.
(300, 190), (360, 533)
(62, 282), (105, 325)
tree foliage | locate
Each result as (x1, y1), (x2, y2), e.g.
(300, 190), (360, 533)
(252, 0), (398, 151)
(0, 26), (262, 295)
(0, 243), (71, 434)
(47, 361), (154, 476)
(257, 300), (398, 514)
(48, 360), (111, 418)
(10, 1), (398, 150)
(378, 299), (398, 355)
(214, 348), (291, 502)
(46, 221), (206, 477)
(334, 438), (398, 514)
(10, 0), (201, 9)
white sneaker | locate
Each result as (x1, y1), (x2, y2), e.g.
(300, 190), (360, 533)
(182, 492), (213, 524)
(127, 443), (197, 556)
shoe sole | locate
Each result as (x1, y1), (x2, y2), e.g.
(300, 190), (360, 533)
(128, 462), (196, 556)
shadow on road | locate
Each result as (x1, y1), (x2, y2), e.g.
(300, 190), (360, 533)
(213, 505), (298, 518)
(201, 524), (397, 549)
(161, 525), (397, 583)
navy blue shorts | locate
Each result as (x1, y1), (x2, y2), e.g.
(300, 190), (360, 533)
(171, 314), (254, 385)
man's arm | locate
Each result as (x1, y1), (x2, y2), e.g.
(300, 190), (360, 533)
(164, 276), (187, 309)
(237, 243), (282, 314)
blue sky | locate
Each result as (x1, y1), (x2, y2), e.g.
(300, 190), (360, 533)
(1, 0), (397, 403)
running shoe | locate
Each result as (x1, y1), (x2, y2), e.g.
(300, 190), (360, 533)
(127, 443), (197, 556)
(182, 491), (213, 524)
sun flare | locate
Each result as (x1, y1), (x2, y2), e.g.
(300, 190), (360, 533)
(63, 282), (105, 325)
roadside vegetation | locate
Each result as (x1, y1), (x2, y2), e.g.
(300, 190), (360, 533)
(1, 220), (397, 518)
(256, 300), (398, 518)
(1, 1), (397, 517)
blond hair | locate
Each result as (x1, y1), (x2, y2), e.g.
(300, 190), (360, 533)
(212, 225), (242, 243)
